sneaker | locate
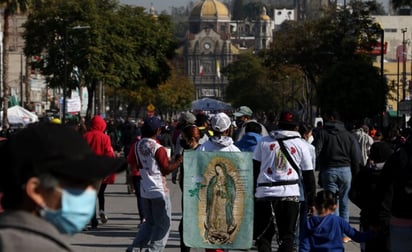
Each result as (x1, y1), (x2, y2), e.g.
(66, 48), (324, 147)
(99, 210), (108, 224)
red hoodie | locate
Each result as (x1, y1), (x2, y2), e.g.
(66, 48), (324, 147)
(83, 115), (116, 183)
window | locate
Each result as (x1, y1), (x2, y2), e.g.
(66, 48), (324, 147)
(384, 28), (397, 33)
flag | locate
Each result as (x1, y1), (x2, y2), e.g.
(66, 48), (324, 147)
(199, 64), (204, 77)
(216, 60), (221, 79)
(183, 151), (254, 249)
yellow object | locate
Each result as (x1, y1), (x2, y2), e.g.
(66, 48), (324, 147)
(190, 0), (229, 20)
(147, 104), (156, 112)
(50, 118), (61, 124)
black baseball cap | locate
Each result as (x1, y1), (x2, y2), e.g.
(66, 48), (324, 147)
(0, 123), (127, 188)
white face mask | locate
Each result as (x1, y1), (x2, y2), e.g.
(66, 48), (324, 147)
(307, 135), (314, 144)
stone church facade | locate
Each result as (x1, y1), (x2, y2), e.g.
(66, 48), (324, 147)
(184, 0), (237, 100)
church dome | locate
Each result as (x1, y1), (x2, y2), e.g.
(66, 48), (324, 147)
(190, 0), (230, 20)
(259, 6), (270, 21)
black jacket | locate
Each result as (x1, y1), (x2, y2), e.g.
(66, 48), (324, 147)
(374, 143), (412, 220)
(314, 120), (361, 172)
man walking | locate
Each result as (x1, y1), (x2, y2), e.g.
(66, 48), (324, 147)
(127, 117), (182, 252)
(253, 111), (316, 252)
(314, 111), (361, 242)
(233, 106), (268, 142)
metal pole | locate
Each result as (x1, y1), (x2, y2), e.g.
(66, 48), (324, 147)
(20, 52), (23, 106)
(0, 31), (3, 111)
(402, 28), (407, 101)
(380, 29), (385, 129)
(380, 29), (384, 83)
(398, 56), (400, 124)
(62, 25), (90, 123)
(62, 27), (68, 123)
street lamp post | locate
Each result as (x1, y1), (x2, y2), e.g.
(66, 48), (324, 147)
(62, 25), (90, 123)
(20, 52), (24, 106)
(401, 27), (407, 101)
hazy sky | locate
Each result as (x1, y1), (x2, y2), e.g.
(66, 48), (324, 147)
(119, 0), (191, 13)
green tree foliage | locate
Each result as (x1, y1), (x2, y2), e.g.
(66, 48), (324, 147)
(153, 63), (195, 115)
(232, 0), (245, 20)
(390, 0), (412, 9)
(23, 0), (177, 118)
(243, 2), (265, 20)
(170, 6), (190, 39)
(223, 52), (285, 113)
(317, 56), (387, 120)
(365, 0), (387, 15)
(263, 0), (388, 122)
(106, 62), (194, 118)
(1, 0), (30, 128)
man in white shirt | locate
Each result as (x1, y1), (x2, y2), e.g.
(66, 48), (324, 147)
(253, 111), (316, 252)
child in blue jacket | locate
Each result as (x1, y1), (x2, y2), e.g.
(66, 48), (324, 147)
(299, 190), (375, 252)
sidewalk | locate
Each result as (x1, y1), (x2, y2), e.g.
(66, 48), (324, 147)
(67, 172), (362, 252)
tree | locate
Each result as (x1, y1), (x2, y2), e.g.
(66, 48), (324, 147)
(105, 62), (194, 119)
(317, 56), (387, 121)
(263, 0), (388, 122)
(153, 63), (195, 116)
(242, 2), (265, 20)
(232, 0), (245, 20)
(390, 0), (412, 9)
(223, 52), (301, 114)
(366, 0), (387, 15)
(23, 0), (177, 119)
(1, 0), (29, 129)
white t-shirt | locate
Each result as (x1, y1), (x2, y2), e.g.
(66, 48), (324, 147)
(136, 138), (166, 199)
(253, 130), (314, 198)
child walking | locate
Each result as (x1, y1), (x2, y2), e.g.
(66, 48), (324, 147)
(299, 190), (375, 252)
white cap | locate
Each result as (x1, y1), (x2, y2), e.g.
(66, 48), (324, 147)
(211, 112), (231, 132)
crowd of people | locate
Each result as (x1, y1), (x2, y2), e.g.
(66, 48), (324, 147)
(1, 106), (412, 252)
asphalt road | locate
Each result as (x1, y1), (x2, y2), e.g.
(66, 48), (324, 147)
(67, 172), (362, 252)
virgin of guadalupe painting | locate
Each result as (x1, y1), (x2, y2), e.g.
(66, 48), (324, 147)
(204, 163), (237, 244)
(182, 151), (253, 249)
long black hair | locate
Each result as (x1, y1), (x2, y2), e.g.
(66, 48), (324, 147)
(314, 190), (338, 212)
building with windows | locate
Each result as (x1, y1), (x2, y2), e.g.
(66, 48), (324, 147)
(372, 15), (412, 120)
(184, 0), (282, 100)
(184, 0), (237, 100)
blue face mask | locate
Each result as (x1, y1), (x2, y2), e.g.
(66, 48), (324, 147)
(40, 188), (96, 235)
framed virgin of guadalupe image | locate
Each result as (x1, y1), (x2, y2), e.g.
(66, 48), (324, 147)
(182, 151), (254, 249)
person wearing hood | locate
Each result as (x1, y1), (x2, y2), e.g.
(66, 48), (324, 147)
(197, 112), (240, 152)
(83, 115), (117, 228)
(253, 111), (316, 252)
(299, 190), (374, 252)
(197, 112), (240, 252)
(313, 111), (362, 243)
(235, 121), (262, 152)
(352, 125), (373, 168)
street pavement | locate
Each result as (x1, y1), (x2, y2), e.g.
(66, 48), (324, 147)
(67, 172), (362, 252)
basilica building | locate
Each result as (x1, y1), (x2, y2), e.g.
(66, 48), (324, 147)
(184, 0), (279, 100)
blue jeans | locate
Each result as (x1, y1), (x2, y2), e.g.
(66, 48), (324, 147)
(390, 224), (412, 252)
(320, 167), (351, 223)
(128, 193), (171, 252)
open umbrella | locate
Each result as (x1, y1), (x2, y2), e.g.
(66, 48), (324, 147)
(191, 98), (233, 111)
